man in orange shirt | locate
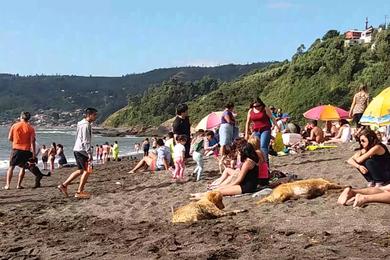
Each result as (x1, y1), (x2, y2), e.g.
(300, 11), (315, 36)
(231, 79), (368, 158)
(5, 111), (36, 190)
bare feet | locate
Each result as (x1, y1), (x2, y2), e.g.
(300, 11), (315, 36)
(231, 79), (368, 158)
(337, 187), (355, 205)
(128, 170), (135, 174)
(16, 186), (25, 189)
(353, 194), (367, 208)
(3, 186), (10, 190)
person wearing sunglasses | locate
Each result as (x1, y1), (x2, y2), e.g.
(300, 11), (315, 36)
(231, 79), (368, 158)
(244, 98), (279, 166)
(346, 128), (390, 188)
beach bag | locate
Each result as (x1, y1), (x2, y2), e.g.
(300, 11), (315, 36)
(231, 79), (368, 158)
(282, 133), (302, 146)
(273, 132), (284, 152)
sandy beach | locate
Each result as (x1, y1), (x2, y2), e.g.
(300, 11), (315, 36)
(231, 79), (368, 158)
(1, 144), (390, 259)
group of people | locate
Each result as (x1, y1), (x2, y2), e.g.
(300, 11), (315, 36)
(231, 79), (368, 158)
(40, 143), (67, 171)
(94, 141), (120, 163)
(4, 108), (98, 199)
(3, 83), (390, 207)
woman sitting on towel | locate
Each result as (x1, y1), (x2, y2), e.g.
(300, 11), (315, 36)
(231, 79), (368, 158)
(195, 140), (259, 197)
(324, 119), (351, 144)
(347, 128), (390, 187)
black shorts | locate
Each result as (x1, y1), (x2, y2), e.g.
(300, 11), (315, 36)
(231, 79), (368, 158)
(240, 181), (258, 194)
(10, 149), (33, 168)
(42, 156), (48, 163)
(352, 113), (363, 127)
(74, 152), (88, 170)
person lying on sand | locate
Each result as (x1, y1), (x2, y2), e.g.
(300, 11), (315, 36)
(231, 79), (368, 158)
(347, 128), (390, 187)
(193, 142), (259, 198)
(337, 184), (390, 207)
(128, 139), (171, 173)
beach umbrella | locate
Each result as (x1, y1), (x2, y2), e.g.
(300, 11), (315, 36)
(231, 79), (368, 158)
(303, 105), (349, 121)
(195, 111), (224, 130)
(360, 87), (390, 127)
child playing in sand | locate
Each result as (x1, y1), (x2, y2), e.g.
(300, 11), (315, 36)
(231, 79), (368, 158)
(190, 130), (205, 181)
(172, 135), (187, 181)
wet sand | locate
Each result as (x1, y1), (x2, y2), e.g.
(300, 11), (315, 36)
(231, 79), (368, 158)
(1, 144), (390, 259)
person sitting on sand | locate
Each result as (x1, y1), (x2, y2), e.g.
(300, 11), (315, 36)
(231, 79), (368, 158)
(129, 139), (171, 173)
(347, 128), (390, 187)
(324, 119), (351, 144)
(193, 141), (260, 197)
(337, 184), (390, 207)
(323, 121), (338, 139)
(305, 120), (324, 144)
(208, 138), (245, 190)
(204, 130), (219, 157)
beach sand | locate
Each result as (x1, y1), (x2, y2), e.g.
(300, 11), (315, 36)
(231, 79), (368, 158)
(1, 144), (390, 259)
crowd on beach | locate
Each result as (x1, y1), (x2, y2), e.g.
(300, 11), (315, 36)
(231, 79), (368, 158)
(3, 84), (390, 207)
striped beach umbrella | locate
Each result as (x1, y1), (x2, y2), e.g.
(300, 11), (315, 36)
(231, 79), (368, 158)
(360, 87), (390, 127)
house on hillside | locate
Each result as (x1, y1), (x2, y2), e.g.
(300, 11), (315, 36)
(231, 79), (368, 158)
(344, 18), (375, 47)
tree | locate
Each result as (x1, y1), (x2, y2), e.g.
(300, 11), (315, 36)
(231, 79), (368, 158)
(297, 44), (306, 55)
(322, 30), (340, 41)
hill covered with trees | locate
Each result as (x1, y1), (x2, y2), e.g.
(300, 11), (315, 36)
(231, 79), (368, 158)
(0, 62), (273, 123)
(105, 27), (390, 130)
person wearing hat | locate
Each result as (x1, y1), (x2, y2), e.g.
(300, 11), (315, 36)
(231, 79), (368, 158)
(276, 113), (290, 133)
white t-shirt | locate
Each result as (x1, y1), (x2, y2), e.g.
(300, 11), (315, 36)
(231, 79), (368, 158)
(173, 143), (185, 160)
(340, 125), (352, 143)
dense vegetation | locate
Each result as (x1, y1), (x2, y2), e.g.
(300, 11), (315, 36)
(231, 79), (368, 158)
(0, 62), (272, 122)
(106, 28), (390, 129)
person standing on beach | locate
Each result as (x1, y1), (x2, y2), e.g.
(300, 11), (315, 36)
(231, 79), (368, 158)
(349, 84), (369, 128)
(172, 103), (191, 158)
(58, 108), (97, 199)
(40, 144), (49, 170)
(4, 111), (37, 190)
(112, 141), (119, 161)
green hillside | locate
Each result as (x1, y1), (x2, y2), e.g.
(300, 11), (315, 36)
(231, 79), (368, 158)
(0, 62), (272, 123)
(189, 28), (390, 128)
(104, 28), (390, 129)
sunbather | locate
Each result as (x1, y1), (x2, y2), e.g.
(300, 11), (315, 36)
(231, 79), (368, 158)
(129, 139), (171, 173)
(305, 120), (324, 144)
(325, 119), (351, 144)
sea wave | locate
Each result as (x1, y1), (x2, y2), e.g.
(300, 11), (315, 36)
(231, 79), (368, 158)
(0, 160), (9, 170)
(36, 130), (76, 135)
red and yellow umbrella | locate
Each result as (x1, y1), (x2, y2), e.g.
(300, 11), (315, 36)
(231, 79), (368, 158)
(303, 105), (349, 121)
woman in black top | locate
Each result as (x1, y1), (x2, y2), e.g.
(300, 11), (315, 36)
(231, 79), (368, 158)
(347, 128), (390, 187)
(191, 141), (259, 198)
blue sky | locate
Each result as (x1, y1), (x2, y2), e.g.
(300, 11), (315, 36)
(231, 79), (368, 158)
(1, 0), (389, 76)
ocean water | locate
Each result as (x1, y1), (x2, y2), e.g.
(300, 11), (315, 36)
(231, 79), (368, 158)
(0, 126), (143, 175)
